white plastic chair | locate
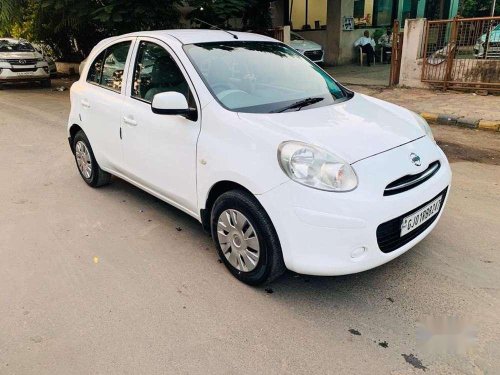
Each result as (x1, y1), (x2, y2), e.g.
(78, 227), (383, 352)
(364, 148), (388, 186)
(380, 49), (392, 63)
(359, 46), (375, 66)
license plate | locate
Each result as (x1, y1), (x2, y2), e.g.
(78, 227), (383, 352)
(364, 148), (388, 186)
(400, 196), (442, 236)
(16, 72), (34, 76)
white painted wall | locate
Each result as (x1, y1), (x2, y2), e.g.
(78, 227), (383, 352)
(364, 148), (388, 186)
(399, 18), (430, 88)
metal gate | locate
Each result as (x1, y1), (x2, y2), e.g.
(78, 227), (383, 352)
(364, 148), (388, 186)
(390, 20), (404, 86)
(421, 16), (500, 91)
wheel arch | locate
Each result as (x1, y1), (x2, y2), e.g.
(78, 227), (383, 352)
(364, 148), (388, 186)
(200, 180), (254, 232)
(68, 124), (83, 153)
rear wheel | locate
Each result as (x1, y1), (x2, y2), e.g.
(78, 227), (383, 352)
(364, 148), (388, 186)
(73, 130), (112, 187)
(211, 190), (286, 285)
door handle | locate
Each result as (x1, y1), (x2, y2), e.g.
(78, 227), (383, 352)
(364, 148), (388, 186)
(123, 116), (137, 126)
(81, 99), (90, 109)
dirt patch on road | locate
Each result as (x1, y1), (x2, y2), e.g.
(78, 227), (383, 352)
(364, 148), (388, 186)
(433, 125), (500, 165)
(438, 140), (500, 165)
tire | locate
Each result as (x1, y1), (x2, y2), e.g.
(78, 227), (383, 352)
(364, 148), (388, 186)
(211, 190), (286, 285)
(41, 79), (51, 88)
(72, 130), (112, 187)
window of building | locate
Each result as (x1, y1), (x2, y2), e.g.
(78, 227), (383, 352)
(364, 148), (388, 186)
(354, 0), (396, 28)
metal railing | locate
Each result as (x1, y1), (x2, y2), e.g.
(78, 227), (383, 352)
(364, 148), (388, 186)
(421, 16), (500, 91)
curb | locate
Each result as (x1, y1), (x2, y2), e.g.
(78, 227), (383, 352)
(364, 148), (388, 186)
(420, 113), (500, 132)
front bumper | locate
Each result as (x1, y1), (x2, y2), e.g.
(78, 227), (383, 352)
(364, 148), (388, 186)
(0, 66), (50, 82)
(257, 137), (452, 276)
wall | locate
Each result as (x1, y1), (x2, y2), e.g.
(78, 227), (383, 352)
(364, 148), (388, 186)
(399, 18), (430, 88)
(295, 30), (327, 47)
(290, 0), (328, 29)
(55, 62), (80, 76)
(338, 28), (373, 64)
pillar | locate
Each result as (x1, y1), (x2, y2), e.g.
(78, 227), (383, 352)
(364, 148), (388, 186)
(325, 0), (342, 65)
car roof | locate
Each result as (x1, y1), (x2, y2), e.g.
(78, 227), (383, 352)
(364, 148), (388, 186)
(116, 29), (278, 45)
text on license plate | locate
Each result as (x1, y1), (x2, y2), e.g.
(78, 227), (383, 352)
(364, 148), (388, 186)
(400, 196), (442, 236)
(16, 72), (34, 76)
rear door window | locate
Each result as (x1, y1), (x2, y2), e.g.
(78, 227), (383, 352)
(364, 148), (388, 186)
(87, 41), (131, 92)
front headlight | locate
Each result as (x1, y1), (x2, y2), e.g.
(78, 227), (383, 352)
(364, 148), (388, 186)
(277, 141), (358, 192)
(412, 113), (435, 143)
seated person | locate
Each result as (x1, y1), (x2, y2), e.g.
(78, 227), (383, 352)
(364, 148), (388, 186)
(378, 27), (393, 63)
(354, 30), (376, 66)
(144, 55), (189, 103)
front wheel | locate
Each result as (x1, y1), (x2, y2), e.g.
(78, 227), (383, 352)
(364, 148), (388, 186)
(211, 190), (286, 285)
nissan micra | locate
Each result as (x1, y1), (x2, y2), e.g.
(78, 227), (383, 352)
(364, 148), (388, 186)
(68, 30), (451, 285)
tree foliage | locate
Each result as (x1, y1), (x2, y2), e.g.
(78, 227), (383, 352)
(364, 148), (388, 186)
(459, 0), (499, 17)
(0, 0), (273, 60)
(188, 0), (272, 31)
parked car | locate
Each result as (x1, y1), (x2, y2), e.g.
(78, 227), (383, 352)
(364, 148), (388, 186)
(32, 43), (57, 77)
(0, 38), (51, 87)
(290, 31), (324, 63)
(68, 30), (451, 285)
(474, 24), (500, 58)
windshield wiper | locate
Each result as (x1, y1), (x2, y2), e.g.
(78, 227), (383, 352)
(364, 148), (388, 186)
(272, 97), (324, 113)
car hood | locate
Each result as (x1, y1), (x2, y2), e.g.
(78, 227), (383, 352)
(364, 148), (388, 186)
(290, 39), (322, 50)
(237, 93), (425, 164)
(0, 51), (39, 60)
(479, 30), (500, 42)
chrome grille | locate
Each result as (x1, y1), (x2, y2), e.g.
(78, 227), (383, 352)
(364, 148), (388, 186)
(384, 161), (441, 196)
(6, 58), (38, 65)
(304, 50), (323, 60)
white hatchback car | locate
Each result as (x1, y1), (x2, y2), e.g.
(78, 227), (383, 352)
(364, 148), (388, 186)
(68, 30), (451, 285)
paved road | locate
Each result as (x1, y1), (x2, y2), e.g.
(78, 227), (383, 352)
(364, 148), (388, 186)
(1, 84), (499, 374)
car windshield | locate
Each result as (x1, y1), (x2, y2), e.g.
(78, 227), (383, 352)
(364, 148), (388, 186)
(0, 40), (35, 52)
(291, 33), (304, 41)
(183, 41), (349, 113)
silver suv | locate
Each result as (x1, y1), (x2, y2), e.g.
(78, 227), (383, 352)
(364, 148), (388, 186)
(0, 38), (51, 87)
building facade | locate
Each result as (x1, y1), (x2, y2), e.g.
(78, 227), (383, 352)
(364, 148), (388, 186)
(271, 0), (459, 64)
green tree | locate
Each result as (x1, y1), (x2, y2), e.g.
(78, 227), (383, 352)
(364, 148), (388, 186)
(188, 0), (272, 30)
(459, 0), (499, 17)
(92, 0), (182, 35)
(0, 0), (27, 35)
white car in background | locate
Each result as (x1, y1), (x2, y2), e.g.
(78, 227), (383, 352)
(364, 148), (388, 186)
(290, 31), (324, 63)
(68, 30), (451, 285)
(0, 38), (51, 87)
(474, 24), (500, 58)
(32, 43), (57, 77)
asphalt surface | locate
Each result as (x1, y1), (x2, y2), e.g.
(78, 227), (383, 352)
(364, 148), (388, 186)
(1, 83), (499, 374)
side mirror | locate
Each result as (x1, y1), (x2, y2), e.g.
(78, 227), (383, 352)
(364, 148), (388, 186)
(151, 91), (197, 121)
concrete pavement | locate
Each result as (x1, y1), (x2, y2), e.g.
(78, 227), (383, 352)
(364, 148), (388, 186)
(0, 85), (499, 374)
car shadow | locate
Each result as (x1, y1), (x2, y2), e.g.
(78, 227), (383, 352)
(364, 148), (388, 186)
(1, 81), (46, 89)
(101, 174), (421, 306)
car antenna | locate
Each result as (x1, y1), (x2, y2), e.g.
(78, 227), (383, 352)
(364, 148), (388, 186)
(194, 18), (238, 39)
